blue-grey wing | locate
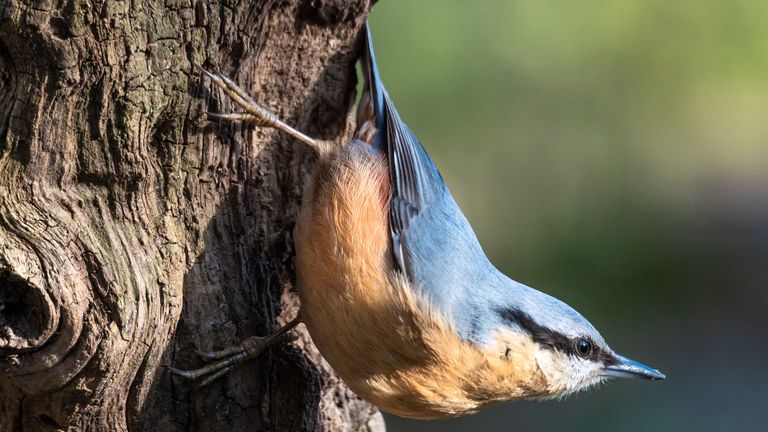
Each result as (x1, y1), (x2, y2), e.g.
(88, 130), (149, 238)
(380, 95), (446, 272)
(382, 110), (500, 338)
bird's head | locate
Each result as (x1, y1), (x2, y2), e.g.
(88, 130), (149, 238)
(497, 289), (665, 398)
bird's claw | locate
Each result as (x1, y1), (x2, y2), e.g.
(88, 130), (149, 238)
(197, 66), (318, 146)
(197, 66), (278, 127)
(170, 332), (298, 387)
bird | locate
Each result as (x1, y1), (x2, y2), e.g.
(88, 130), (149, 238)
(171, 22), (665, 419)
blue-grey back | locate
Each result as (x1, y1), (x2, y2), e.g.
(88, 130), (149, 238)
(405, 195), (485, 330)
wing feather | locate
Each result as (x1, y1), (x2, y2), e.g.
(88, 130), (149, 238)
(381, 94), (445, 273)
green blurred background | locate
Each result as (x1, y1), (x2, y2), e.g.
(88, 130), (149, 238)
(369, 1), (768, 431)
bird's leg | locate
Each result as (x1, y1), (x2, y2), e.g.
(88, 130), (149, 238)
(197, 66), (320, 150)
(170, 317), (301, 387)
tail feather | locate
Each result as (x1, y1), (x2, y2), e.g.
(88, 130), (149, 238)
(356, 22), (387, 152)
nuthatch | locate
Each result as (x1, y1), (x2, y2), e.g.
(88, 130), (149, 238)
(172, 22), (665, 419)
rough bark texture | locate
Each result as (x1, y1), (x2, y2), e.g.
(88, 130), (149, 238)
(0, 0), (384, 430)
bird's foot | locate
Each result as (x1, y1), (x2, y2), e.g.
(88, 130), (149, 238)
(170, 319), (300, 387)
(197, 66), (319, 148)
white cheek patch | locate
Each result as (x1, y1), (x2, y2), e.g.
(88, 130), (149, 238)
(533, 349), (570, 393)
(533, 348), (605, 398)
(562, 358), (606, 396)
(570, 358), (596, 381)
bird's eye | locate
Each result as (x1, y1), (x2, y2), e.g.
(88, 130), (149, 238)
(576, 338), (592, 357)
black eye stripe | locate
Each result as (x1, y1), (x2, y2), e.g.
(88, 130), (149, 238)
(498, 308), (573, 353)
(498, 307), (615, 364)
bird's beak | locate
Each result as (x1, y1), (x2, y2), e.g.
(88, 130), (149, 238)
(603, 354), (666, 380)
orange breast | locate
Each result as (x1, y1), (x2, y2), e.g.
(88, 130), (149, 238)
(294, 146), (547, 419)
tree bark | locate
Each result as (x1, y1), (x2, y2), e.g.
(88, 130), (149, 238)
(0, 0), (383, 430)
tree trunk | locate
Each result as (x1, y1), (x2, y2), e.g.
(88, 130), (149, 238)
(0, 0), (383, 430)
